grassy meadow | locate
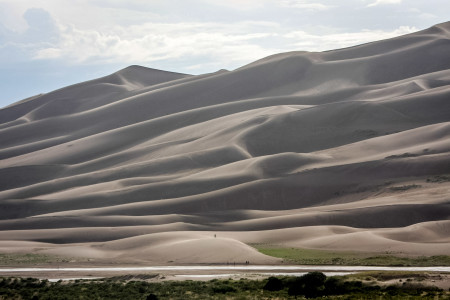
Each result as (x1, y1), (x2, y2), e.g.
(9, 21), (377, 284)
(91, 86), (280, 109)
(253, 245), (450, 266)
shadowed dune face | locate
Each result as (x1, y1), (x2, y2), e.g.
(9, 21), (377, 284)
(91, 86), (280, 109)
(0, 22), (450, 263)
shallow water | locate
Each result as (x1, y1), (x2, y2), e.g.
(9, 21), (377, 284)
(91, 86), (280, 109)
(1, 265), (449, 272)
(174, 272), (356, 278)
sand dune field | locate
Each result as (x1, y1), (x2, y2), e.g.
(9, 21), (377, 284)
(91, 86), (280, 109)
(0, 22), (449, 264)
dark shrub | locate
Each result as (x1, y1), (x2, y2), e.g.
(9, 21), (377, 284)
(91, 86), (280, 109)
(212, 284), (236, 294)
(288, 272), (326, 298)
(302, 272), (326, 298)
(263, 276), (283, 291)
(146, 293), (158, 300)
(324, 276), (342, 294)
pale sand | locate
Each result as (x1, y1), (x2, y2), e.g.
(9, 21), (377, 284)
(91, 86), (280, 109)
(0, 22), (449, 265)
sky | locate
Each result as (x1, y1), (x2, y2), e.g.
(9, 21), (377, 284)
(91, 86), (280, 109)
(0, 0), (448, 108)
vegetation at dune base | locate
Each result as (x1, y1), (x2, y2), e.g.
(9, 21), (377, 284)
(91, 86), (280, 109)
(252, 245), (450, 266)
(0, 254), (60, 265)
(0, 272), (448, 299)
(0, 253), (89, 265)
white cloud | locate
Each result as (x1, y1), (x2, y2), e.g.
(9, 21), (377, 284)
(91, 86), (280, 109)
(280, 0), (332, 11)
(368, 0), (402, 7)
(199, 0), (270, 10)
(29, 16), (417, 73)
(418, 12), (438, 20)
(0, 2), (426, 75)
(33, 21), (280, 70)
(284, 26), (416, 52)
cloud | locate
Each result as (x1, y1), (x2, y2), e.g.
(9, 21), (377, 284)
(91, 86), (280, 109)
(1, 7), (284, 71)
(0, 7), (60, 64)
(280, 0), (332, 11)
(0, 4), (421, 75)
(33, 21), (281, 72)
(29, 17), (417, 74)
(284, 26), (416, 51)
(368, 0), (402, 7)
(22, 7), (59, 43)
(199, 0), (269, 10)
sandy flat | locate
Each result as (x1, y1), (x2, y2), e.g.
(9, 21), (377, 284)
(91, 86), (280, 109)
(0, 22), (449, 265)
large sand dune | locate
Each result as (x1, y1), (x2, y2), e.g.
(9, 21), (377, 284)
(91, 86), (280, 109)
(0, 22), (449, 264)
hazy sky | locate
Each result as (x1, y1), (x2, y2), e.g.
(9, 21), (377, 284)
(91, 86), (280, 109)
(0, 0), (448, 107)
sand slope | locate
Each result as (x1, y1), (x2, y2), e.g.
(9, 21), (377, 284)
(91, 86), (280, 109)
(0, 22), (449, 263)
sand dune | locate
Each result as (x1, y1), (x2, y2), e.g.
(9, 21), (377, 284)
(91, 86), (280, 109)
(0, 22), (449, 264)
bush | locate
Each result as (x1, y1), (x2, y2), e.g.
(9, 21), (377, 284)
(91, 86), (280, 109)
(146, 293), (158, 300)
(211, 284), (236, 294)
(288, 272), (326, 298)
(324, 276), (342, 294)
(263, 276), (283, 291)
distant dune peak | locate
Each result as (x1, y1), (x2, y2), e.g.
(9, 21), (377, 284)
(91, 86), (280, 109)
(0, 22), (449, 262)
(114, 64), (191, 78)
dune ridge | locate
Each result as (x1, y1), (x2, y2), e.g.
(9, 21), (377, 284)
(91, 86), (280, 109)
(0, 22), (449, 264)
